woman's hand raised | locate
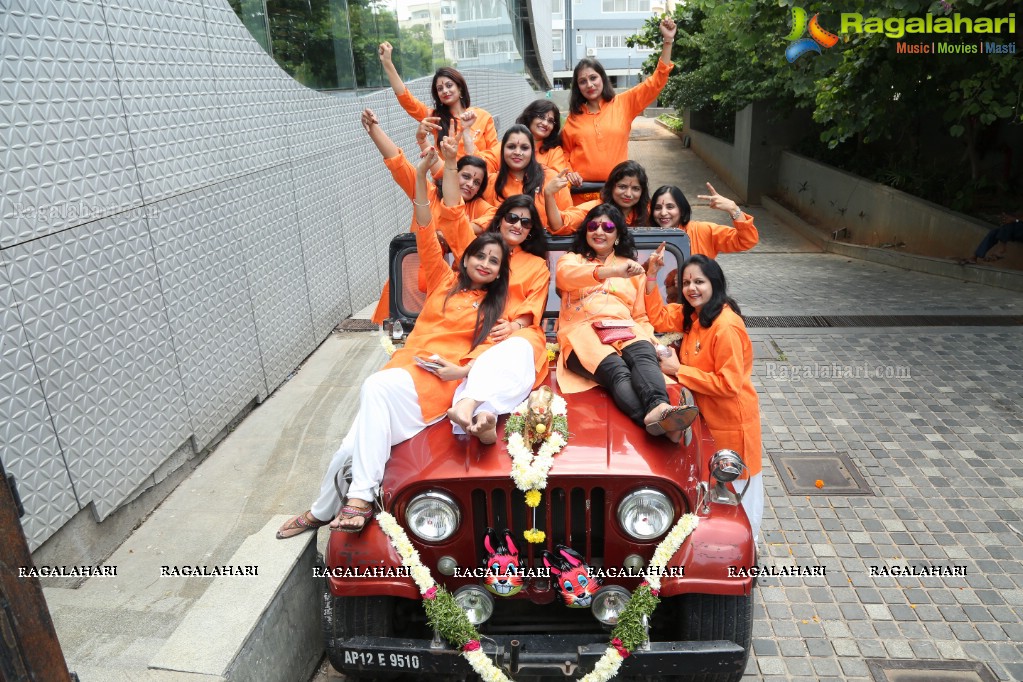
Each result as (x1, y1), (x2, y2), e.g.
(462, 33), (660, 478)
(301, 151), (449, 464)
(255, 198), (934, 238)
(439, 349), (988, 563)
(378, 42), (394, 66)
(439, 120), (460, 163)
(646, 241), (666, 278)
(418, 146), (439, 175)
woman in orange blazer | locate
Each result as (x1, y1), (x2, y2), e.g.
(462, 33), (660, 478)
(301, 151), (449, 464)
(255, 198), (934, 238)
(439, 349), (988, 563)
(650, 184), (758, 259)
(652, 255), (764, 538)
(483, 125), (572, 233)
(278, 150), (536, 538)
(561, 16), (676, 203)
(378, 42), (499, 169)
(436, 130), (552, 393)
(555, 204), (697, 440)
(544, 160), (651, 235)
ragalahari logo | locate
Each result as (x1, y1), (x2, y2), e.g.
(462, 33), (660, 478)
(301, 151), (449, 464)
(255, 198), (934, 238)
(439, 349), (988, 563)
(785, 7), (839, 62)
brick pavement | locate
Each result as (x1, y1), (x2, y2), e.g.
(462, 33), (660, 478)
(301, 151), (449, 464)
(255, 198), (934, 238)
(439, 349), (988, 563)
(629, 119), (1023, 680)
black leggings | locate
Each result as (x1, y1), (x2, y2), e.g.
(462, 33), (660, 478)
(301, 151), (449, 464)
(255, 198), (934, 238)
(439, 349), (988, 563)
(567, 343), (670, 424)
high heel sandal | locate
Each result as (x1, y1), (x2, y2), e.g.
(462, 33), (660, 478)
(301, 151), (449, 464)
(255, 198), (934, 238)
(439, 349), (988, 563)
(330, 505), (374, 534)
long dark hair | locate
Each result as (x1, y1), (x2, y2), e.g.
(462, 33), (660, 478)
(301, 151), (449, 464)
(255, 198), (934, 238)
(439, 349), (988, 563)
(680, 255), (742, 334)
(488, 195), (548, 259)
(650, 185), (692, 227)
(436, 155), (489, 203)
(569, 58), (615, 115)
(601, 161), (650, 226)
(431, 67), (470, 147)
(516, 100), (562, 153)
(569, 204), (637, 261)
(445, 233), (509, 349)
(494, 125), (544, 201)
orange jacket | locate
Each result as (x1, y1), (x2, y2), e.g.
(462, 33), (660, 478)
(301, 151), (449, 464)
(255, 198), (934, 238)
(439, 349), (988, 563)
(383, 218), (501, 422)
(673, 305), (762, 477)
(682, 213), (758, 259)
(396, 89), (500, 168)
(554, 252), (656, 394)
(437, 201), (551, 387)
(561, 60), (673, 181)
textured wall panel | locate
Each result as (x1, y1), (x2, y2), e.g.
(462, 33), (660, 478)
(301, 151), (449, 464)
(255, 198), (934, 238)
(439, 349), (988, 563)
(4, 212), (191, 520)
(146, 186), (265, 450)
(291, 151), (353, 340)
(102, 0), (225, 204)
(0, 0), (143, 248)
(285, 88), (346, 163)
(202, 1), (293, 179)
(232, 168), (316, 393)
(0, 258), (80, 551)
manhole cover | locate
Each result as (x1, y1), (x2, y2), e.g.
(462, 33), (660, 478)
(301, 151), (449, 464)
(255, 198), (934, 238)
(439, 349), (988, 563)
(769, 452), (873, 496)
(337, 319), (379, 332)
(866, 659), (998, 682)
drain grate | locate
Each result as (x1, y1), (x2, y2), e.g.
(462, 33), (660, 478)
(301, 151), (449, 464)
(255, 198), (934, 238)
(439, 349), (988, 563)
(866, 659), (998, 682)
(744, 314), (1023, 328)
(769, 452), (873, 496)
(337, 319), (380, 332)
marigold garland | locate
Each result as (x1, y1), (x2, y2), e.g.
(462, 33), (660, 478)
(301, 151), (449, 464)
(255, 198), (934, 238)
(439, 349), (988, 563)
(375, 509), (699, 682)
(503, 394), (569, 543)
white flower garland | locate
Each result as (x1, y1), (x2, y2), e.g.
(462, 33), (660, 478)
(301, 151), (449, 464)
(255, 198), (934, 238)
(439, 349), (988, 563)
(380, 335), (396, 356)
(506, 395), (568, 493)
(375, 508), (699, 682)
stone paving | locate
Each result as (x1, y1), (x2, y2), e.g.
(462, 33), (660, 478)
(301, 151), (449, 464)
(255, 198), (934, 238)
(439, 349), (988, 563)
(628, 119), (1023, 681)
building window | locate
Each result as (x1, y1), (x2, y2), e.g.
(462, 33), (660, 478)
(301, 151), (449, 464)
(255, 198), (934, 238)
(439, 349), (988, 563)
(458, 38), (479, 59)
(576, 33), (583, 45)
(601, 0), (650, 11)
(553, 30), (563, 53)
(554, 0), (564, 15)
(595, 34), (627, 49)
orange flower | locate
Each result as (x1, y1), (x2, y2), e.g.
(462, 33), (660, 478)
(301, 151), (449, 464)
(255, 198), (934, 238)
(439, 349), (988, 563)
(815, 479), (825, 489)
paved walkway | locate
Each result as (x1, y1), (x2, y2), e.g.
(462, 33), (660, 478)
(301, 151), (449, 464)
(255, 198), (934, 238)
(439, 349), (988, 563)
(631, 116), (1023, 682)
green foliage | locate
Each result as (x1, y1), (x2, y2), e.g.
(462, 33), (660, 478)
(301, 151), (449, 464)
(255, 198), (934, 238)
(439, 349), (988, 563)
(657, 114), (685, 133)
(423, 589), (479, 648)
(610, 584), (660, 651)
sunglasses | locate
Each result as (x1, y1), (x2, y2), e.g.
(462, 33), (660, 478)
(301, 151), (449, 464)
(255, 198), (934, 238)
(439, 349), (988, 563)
(586, 221), (617, 233)
(505, 214), (533, 228)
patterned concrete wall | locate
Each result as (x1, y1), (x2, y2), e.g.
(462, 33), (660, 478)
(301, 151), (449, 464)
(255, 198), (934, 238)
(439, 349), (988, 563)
(0, 0), (538, 550)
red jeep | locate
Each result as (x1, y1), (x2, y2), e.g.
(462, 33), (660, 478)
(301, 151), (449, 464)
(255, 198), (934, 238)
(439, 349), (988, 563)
(320, 230), (755, 681)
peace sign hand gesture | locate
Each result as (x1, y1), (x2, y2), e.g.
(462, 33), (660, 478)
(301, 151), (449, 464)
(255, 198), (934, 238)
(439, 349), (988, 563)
(696, 182), (740, 216)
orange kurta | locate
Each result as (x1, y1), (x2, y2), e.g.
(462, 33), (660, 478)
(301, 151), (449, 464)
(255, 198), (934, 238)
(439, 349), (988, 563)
(674, 305), (762, 478)
(395, 89), (500, 168)
(552, 199), (641, 236)
(682, 213), (759, 259)
(554, 252), (657, 394)
(535, 145), (570, 174)
(561, 60), (673, 182)
(371, 150), (497, 324)
(483, 168), (572, 233)
(383, 218), (498, 422)
(643, 283), (683, 333)
(436, 201), (551, 387)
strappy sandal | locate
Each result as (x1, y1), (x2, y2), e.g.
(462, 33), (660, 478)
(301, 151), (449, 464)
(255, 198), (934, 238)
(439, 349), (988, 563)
(645, 405), (700, 436)
(330, 504), (374, 534)
(276, 511), (329, 540)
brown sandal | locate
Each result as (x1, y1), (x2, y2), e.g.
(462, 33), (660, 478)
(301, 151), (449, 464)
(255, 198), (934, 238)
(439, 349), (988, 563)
(645, 405), (700, 436)
(330, 505), (374, 534)
(276, 511), (328, 540)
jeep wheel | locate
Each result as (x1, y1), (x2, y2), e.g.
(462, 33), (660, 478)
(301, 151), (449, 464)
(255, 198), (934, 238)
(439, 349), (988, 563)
(322, 573), (397, 680)
(678, 593), (753, 682)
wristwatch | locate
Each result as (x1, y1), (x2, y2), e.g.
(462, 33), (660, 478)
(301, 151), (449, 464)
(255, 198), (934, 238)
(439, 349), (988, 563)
(729, 207), (743, 221)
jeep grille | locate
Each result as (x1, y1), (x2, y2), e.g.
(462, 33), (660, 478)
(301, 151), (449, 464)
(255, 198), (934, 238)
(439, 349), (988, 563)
(471, 485), (606, 565)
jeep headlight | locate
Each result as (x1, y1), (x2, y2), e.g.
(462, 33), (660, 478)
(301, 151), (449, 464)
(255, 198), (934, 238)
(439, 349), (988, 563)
(617, 488), (674, 541)
(405, 491), (460, 542)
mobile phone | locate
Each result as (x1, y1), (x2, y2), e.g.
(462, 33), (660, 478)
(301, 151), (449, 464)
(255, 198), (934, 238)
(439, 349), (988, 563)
(414, 356), (443, 371)
(596, 320), (635, 329)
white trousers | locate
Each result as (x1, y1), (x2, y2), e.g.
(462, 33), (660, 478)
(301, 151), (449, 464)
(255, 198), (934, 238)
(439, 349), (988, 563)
(310, 338), (536, 521)
(733, 472), (764, 542)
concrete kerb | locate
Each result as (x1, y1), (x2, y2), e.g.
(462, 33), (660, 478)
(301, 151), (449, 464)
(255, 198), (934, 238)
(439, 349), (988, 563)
(763, 196), (1023, 294)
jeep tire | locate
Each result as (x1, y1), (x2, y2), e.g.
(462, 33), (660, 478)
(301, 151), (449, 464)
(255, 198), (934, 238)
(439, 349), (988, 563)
(677, 592), (753, 682)
(322, 576), (397, 680)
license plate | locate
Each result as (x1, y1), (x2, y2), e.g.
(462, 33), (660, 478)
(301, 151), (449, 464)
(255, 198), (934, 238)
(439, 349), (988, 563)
(342, 649), (422, 670)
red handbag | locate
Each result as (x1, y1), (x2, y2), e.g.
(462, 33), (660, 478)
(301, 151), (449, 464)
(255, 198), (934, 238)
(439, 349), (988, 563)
(592, 320), (636, 344)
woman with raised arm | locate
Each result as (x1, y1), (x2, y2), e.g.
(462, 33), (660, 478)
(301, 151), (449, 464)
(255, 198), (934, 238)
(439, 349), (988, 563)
(435, 126), (552, 392)
(650, 183), (758, 259)
(544, 160), (651, 235)
(554, 204), (697, 441)
(561, 16), (676, 203)
(362, 108), (496, 325)
(378, 41), (499, 168)
(277, 148), (536, 539)
(483, 124), (572, 232)
(652, 255), (764, 538)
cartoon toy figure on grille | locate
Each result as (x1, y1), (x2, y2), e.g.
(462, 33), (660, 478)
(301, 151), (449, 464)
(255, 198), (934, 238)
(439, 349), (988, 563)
(543, 545), (600, 608)
(482, 529), (523, 597)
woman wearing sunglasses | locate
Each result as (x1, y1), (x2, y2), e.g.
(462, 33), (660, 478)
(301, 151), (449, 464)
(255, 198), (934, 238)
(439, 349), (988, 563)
(544, 160), (651, 235)
(435, 130), (553, 403)
(555, 204), (697, 440)
(482, 124), (572, 231)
